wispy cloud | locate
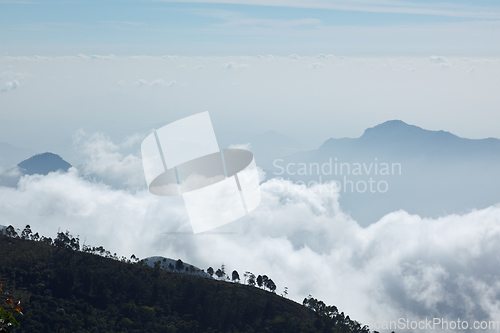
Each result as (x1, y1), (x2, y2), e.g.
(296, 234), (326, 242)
(135, 78), (176, 86)
(222, 62), (248, 69)
(0, 80), (19, 93)
(152, 0), (500, 19)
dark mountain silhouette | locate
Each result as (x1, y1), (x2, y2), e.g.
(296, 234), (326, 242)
(17, 152), (72, 176)
(270, 120), (500, 225)
(320, 120), (500, 159)
(0, 152), (72, 187)
(0, 230), (370, 333)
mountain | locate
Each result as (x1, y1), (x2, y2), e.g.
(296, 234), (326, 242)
(270, 120), (500, 225)
(18, 152), (72, 176)
(0, 152), (72, 187)
(0, 141), (36, 170)
(0, 231), (370, 333)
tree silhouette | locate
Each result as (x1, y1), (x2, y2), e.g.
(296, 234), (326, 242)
(231, 270), (240, 283)
(262, 275), (269, 290)
(266, 279), (276, 293)
(247, 273), (256, 286)
(54, 231), (79, 251)
(20, 225), (32, 240)
(256, 275), (263, 288)
(221, 264), (226, 280)
(215, 269), (224, 280)
(207, 267), (214, 278)
(175, 259), (184, 272)
(4, 226), (18, 238)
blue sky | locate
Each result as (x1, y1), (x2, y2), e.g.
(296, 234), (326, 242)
(2, 0), (500, 55)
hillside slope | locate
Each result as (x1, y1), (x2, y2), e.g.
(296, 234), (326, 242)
(0, 232), (370, 333)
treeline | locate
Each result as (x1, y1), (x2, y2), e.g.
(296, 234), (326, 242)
(0, 225), (375, 333)
(3, 225), (139, 264)
(8, 225), (284, 297)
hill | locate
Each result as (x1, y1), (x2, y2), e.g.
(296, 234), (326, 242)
(0, 229), (371, 333)
(270, 120), (500, 225)
(0, 152), (72, 188)
(17, 152), (72, 176)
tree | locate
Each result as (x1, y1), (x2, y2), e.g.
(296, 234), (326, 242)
(20, 225), (32, 240)
(243, 271), (251, 284)
(282, 286), (288, 298)
(231, 270), (240, 283)
(262, 275), (269, 290)
(221, 264), (226, 280)
(247, 273), (256, 286)
(4, 226), (18, 238)
(168, 263), (175, 271)
(175, 259), (184, 272)
(266, 279), (276, 293)
(256, 275), (263, 288)
(54, 231), (79, 251)
(215, 269), (224, 280)
(207, 267), (214, 277)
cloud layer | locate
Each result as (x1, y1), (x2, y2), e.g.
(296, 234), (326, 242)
(1, 133), (500, 331)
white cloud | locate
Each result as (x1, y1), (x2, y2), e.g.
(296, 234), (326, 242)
(90, 54), (116, 60)
(228, 143), (251, 150)
(222, 62), (249, 69)
(0, 80), (19, 93)
(309, 62), (325, 69)
(2, 133), (500, 330)
(72, 130), (146, 191)
(316, 53), (335, 59)
(134, 79), (176, 86)
(430, 55), (448, 64)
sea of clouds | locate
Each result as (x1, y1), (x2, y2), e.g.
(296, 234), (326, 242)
(1, 133), (500, 332)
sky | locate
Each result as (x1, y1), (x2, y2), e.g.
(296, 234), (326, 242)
(2, 1), (500, 332)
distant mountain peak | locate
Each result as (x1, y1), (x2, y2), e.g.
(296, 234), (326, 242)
(360, 119), (458, 142)
(362, 119), (422, 137)
(18, 152), (72, 176)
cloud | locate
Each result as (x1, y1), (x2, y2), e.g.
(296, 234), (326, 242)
(430, 56), (448, 64)
(0, 80), (19, 93)
(309, 62), (325, 69)
(2, 132), (500, 329)
(315, 53), (335, 59)
(90, 54), (116, 60)
(154, 0), (500, 19)
(222, 62), (249, 70)
(134, 79), (176, 86)
(72, 130), (146, 191)
(229, 143), (251, 150)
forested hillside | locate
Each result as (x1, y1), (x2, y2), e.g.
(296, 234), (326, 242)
(0, 227), (372, 333)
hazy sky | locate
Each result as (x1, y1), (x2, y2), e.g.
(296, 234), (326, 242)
(2, 2), (500, 329)
(2, 0), (500, 158)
